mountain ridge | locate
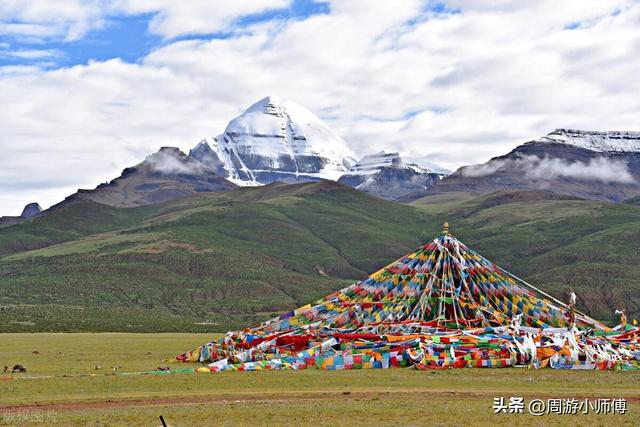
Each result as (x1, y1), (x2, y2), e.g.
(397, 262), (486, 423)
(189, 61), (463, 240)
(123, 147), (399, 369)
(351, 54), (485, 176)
(9, 100), (640, 216)
(406, 129), (640, 203)
(338, 151), (444, 200)
(56, 146), (236, 209)
(535, 128), (640, 153)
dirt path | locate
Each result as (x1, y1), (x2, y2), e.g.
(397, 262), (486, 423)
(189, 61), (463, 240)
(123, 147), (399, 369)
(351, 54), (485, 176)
(2, 389), (638, 415)
(0, 390), (475, 414)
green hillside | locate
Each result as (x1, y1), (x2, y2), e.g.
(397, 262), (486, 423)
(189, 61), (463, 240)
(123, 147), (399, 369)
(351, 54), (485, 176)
(0, 182), (436, 332)
(1, 184), (639, 332)
(414, 191), (640, 321)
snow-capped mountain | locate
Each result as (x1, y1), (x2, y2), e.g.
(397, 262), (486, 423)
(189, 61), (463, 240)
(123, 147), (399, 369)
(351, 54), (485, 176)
(536, 129), (640, 153)
(20, 96), (450, 216)
(190, 96), (355, 185)
(406, 129), (640, 203)
(338, 151), (444, 200)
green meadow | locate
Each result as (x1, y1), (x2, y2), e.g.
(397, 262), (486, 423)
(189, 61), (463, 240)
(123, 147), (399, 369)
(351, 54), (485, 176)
(2, 186), (640, 425)
(1, 333), (638, 426)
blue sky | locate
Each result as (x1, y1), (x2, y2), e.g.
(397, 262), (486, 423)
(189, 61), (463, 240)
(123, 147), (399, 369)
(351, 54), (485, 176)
(0, 0), (463, 70)
(0, 0), (333, 69)
(1, 14), (155, 67)
(1, 0), (639, 215)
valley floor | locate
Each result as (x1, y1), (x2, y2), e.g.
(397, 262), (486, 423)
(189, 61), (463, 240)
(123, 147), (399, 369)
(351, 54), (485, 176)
(1, 333), (639, 426)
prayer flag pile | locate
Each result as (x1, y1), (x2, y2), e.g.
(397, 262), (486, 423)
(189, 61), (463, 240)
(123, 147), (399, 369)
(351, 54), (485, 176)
(174, 227), (640, 372)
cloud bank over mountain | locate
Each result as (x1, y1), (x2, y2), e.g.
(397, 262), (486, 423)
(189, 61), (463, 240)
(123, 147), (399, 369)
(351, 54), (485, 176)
(461, 155), (635, 184)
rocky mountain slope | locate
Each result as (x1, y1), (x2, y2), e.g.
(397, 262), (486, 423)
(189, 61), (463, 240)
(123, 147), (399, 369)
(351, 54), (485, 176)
(20, 203), (42, 218)
(407, 129), (640, 203)
(0, 202), (43, 227)
(59, 147), (236, 208)
(338, 151), (443, 200)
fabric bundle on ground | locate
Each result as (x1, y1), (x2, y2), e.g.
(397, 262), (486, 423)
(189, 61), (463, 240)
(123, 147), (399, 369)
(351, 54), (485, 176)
(174, 228), (640, 372)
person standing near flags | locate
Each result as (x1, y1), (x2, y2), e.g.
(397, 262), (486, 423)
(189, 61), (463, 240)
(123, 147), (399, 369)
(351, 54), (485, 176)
(569, 288), (577, 307)
(567, 288), (577, 328)
(615, 309), (627, 328)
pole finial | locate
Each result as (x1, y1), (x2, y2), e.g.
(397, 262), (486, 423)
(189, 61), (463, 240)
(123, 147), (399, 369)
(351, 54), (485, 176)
(443, 221), (449, 234)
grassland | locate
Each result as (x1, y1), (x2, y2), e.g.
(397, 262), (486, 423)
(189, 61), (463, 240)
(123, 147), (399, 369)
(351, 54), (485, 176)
(1, 183), (640, 331)
(1, 333), (639, 426)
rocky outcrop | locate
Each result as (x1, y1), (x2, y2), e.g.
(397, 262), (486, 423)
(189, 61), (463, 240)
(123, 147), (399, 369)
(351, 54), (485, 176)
(62, 147), (236, 208)
(338, 152), (443, 200)
(20, 203), (42, 218)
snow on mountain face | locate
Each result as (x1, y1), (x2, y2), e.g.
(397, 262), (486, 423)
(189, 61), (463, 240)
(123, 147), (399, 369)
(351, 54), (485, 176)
(191, 96), (355, 185)
(536, 129), (640, 153)
(338, 151), (442, 200)
(343, 151), (433, 177)
(188, 141), (227, 177)
(405, 128), (640, 204)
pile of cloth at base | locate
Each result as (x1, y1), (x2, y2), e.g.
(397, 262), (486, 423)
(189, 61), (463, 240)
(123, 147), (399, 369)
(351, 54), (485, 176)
(174, 228), (640, 372)
(176, 324), (639, 372)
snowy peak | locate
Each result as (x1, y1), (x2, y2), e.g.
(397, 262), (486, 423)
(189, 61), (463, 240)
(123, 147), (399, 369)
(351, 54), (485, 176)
(345, 151), (432, 176)
(409, 128), (640, 204)
(227, 96), (343, 144)
(187, 97), (449, 200)
(338, 151), (442, 200)
(191, 96), (355, 185)
(223, 96), (355, 167)
(536, 129), (640, 153)
(348, 151), (402, 174)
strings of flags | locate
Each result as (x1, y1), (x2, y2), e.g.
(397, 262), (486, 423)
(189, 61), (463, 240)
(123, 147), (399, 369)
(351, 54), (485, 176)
(173, 224), (640, 372)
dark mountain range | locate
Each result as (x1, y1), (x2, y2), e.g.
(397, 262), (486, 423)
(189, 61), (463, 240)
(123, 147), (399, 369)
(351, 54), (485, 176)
(405, 129), (640, 203)
(58, 147), (236, 208)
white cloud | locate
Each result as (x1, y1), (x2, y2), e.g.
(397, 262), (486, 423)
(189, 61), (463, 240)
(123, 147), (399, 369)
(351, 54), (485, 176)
(460, 154), (635, 184)
(0, 64), (43, 76)
(0, 0), (108, 41)
(1, 0), (640, 215)
(0, 49), (62, 60)
(144, 149), (203, 174)
(116, 0), (292, 38)
(0, 0), (292, 41)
